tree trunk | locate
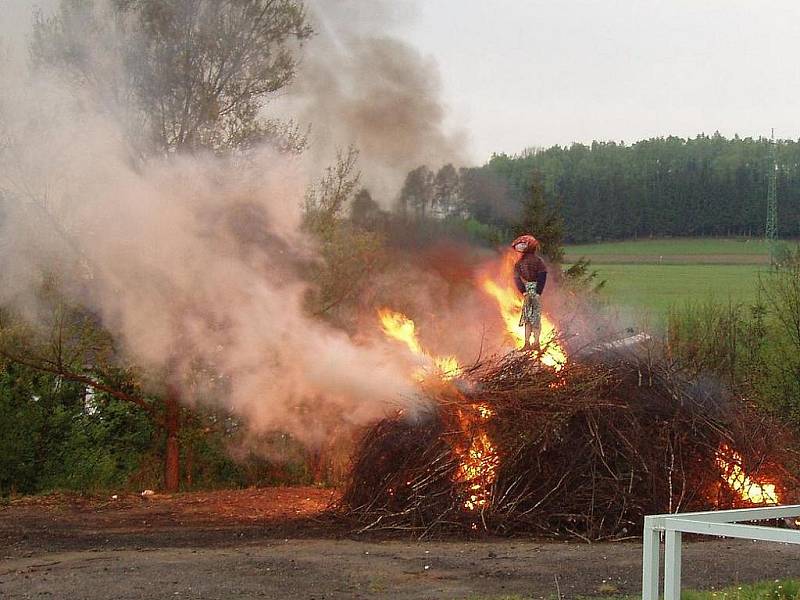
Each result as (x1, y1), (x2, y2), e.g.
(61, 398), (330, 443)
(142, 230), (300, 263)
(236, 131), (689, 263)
(164, 385), (181, 492)
(308, 447), (325, 485)
(185, 444), (193, 489)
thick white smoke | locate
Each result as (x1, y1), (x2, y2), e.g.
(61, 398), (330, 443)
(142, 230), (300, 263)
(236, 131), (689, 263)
(0, 5), (428, 445)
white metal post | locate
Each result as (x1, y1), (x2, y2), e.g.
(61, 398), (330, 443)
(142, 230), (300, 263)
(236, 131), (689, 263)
(642, 516), (661, 600)
(663, 529), (682, 600)
(643, 505), (800, 600)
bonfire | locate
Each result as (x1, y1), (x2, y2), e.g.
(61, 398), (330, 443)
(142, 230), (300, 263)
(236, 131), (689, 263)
(339, 250), (798, 539)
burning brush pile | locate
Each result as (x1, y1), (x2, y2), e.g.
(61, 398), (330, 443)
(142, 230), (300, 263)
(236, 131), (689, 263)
(339, 252), (799, 540)
(342, 351), (797, 539)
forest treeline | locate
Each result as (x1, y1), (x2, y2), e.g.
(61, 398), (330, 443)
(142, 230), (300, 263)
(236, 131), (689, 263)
(398, 134), (800, 243)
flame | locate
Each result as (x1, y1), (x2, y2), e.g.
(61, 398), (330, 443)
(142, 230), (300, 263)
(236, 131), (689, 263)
(377, 308), (498, 512)
(434, 355), (461, 380)
(378, 309), (423, 355)
(454, 403), (499, 511)
(378, 308), (460, 381)
(480, 250), (567, 370)
(716, 445), (779, 505)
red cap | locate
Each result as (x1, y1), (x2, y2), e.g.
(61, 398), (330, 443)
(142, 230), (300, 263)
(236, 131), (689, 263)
(511, 234), (539, 252)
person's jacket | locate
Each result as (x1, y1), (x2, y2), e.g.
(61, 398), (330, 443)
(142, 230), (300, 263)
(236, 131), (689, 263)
(513, 252), (547, 295)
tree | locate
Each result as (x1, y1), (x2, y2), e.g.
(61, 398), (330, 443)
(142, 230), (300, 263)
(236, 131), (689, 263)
(398, 165), (434, 219)
(0, 285), (164, 491)
(0, 357), (156, 496)
(758, 251), (800, 425)
(350, 188), (384, 230)
(516, 170), (564, 263)
(3, 0), (314, 491)
(432, 163), (460, 218)
(300, 149), (384, 481)
(459, 166), (516, 228)
(31, 0), (312, 155)
(303, 148), (383, 323)
(477, 134), (800, 243)
(666, 252), (800, 433)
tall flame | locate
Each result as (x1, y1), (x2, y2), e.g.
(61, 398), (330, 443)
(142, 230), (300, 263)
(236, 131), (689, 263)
(378, 309), (423, 355)
(378, 309), (460, 381)
(454, 403), (499, 511)
(377, 308), (497, 512)
(480, 250), (567, 370)
(716, 444), (779, 505)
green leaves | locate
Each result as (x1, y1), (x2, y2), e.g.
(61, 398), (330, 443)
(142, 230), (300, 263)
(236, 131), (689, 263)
(484, 135), (800, 243)
(32, 0), (313, 155)
(0, 360), (154, 495)
(302, 147), (383, 321)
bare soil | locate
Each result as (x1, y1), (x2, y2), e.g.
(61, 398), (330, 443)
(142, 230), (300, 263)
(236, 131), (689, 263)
(2, 488), (799, 599)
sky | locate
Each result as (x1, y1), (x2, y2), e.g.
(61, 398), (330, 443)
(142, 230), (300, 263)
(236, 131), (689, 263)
(3, 0), (799, 165)
(403, 0), (800, 162)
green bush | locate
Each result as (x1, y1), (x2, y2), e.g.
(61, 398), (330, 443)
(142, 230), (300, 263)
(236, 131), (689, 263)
(0, 362), (154, 495)
(667, 252), (800, 431)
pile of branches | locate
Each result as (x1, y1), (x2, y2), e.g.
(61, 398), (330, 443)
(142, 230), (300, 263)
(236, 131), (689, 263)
(340, 351), (799, 540)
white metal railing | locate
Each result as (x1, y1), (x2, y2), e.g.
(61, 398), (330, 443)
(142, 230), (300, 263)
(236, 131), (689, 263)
(642, 504), (800, 600)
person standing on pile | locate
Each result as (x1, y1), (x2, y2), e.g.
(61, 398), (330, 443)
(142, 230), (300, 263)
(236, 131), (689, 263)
(512, 234), (547, 352)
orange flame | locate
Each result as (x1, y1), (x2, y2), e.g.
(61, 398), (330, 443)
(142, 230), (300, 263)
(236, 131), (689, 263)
(378, 308), (460, 381)
(377, 309), (497, 512)
(434, 355), (461, 380)
(479, 250), (567, 370)
(716, 445), (779, 505)
(454, 403), (499, 511)
(378, 309), (423, 355)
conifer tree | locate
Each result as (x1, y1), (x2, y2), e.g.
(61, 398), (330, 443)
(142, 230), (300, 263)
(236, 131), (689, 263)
(515, 170), (564, 263)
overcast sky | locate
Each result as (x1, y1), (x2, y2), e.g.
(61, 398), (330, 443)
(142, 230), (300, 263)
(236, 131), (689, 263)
(3, 0), (799, 164)
(403, 0), (800, 162)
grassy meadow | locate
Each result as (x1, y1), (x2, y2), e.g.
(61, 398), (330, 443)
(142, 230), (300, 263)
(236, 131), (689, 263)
(565, 238), (773, 262)
(563, 238), (788, 318)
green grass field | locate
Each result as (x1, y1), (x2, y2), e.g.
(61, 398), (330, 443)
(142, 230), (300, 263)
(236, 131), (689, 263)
(588, 264), (766, 315)
(566, 238), (773, 260)
(563, 238), (780, 317)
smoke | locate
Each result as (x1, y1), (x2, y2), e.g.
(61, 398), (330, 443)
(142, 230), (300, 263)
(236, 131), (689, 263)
(0, 0), (57, 58)
(282, 0), (469, 203)
(0, 2), (426, 446)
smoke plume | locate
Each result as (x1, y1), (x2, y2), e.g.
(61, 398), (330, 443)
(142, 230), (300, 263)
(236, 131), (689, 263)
(283, 0), (468, 203)
(0, 1), (431, 446)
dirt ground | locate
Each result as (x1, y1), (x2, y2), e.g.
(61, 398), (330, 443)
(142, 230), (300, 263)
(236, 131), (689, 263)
(2, 488), (799, 599)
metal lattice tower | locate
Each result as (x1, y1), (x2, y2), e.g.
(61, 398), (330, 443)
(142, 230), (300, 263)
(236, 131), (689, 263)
(766, 129), (779, 265)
